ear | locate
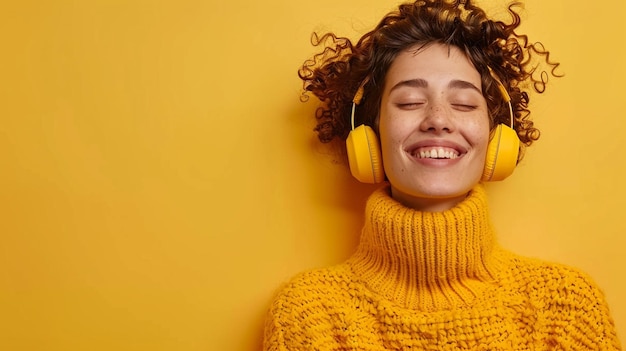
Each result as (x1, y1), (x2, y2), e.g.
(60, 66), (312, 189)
(346, 125), (385, 184)
(481, 124), (520, 181)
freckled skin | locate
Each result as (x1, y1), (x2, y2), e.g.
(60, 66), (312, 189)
(379, 43), (490, 211)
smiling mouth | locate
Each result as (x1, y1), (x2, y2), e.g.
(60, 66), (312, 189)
(413, 147), (461, 159)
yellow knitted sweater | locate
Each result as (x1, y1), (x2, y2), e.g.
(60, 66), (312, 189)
(263, 185), (622, 350)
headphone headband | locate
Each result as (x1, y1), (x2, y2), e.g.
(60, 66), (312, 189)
(350, 79), (369, 130)
(487, 67), (514, 129)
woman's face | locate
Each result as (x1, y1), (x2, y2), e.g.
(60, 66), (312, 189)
(378, 43), (490, 211)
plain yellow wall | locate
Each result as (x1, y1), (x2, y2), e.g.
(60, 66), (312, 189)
(0, 0), (624, 350)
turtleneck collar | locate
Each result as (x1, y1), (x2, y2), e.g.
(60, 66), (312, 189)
(347, 184), (503, 311)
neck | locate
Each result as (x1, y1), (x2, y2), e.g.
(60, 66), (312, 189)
(347, 184), (502, 311)
(390, 185), (469, 212)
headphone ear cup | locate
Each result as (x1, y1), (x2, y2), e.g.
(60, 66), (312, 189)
(346, 125), (384, 184)
(482, 124), (520, 181)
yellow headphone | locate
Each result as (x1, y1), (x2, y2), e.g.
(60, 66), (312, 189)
(346, 69), (520, 183)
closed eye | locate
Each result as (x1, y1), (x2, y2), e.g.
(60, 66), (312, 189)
(451, 103), (477, 112)
(396, 102), (425, 110)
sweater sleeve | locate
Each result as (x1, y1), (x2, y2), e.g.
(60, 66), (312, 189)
(262, 288), (305, 351)
(261, 277), (324, 351)
(261, 269), (351, 351)
(540, 265), (622, 350)
(262, 296), (288, 351)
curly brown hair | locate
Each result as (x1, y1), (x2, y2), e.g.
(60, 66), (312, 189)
(298, 0), (560, 162)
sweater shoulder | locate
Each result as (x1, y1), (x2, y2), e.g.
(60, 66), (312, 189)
(502, 254), (621, 349)
(505, 253), (604, 297)
(502, 253), (615, 319)
(262, 264), (362, 350)
(267, 264), (357, 307)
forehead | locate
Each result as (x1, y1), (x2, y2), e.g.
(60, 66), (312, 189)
(385, 43), (482, 89)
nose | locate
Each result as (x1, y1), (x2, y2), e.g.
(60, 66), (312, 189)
(419, 102), (454, 133)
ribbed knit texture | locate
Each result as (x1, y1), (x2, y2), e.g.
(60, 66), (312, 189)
(263, 185), (622, 350)
(347, 185), (498, 312)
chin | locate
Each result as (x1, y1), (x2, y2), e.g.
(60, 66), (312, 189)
(390, 183), (473, 211)
(401, 176), (478, 197)
(390, 174), (481, 205)
(414, 187), (472, 200)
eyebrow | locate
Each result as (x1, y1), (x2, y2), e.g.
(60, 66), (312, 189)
(389, 78), (482, 94)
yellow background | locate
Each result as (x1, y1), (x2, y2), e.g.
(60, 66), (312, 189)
(1, 0), (624, 350)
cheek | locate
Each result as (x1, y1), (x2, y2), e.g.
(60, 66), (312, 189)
(468, 118), (491, 150)
(377, 111), (395, 147)
(378, 107), (412, 142)
(378, 116), (407, 156)
(378, 115), (406, 174)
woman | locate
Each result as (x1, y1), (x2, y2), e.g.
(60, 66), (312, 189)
(263, 0), (622, 349)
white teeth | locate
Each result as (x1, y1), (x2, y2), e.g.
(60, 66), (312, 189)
(417, 148), (458, 159)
